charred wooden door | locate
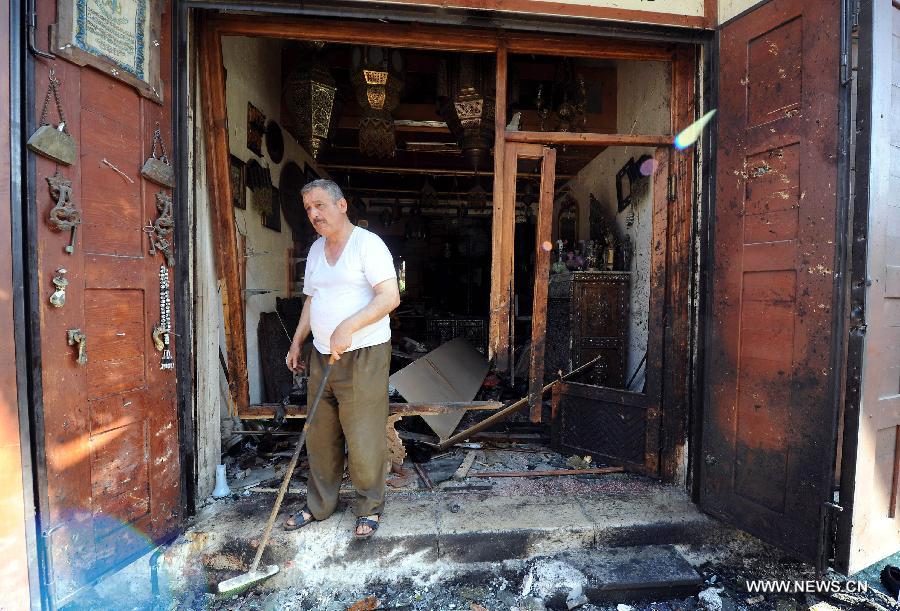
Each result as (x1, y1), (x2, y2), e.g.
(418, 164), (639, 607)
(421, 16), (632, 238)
(836, 0), (900, 574)
(31, 2), (181, 605)
(551, 148), (671, 477)
(702, 0), (843, 564)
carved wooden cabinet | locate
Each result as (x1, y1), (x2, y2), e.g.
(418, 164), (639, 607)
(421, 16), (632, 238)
(545, 271), (630, 387)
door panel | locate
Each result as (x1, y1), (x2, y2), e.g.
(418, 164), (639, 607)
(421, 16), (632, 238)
(551, 148), (670, 477)
(703, 0), (842, 564)
(838, 0), (900, 574)
(31, 0), (180, 605)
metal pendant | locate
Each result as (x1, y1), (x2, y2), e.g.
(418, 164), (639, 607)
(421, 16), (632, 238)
(49, 268), (68, 308)
(141, 157), (175, 188)
(28, 70), (76, 165)
(27, 124), (77, 166)
(141, 122), (175, 188)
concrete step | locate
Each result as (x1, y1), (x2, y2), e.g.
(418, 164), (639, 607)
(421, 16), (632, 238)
(158, 483), (736, 598)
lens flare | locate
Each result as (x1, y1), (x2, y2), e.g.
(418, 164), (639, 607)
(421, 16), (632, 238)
(674, 109), (717, 150)
(639, 157), (657, 176)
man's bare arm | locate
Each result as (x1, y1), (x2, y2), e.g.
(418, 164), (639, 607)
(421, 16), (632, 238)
(286, 296), (312, 371)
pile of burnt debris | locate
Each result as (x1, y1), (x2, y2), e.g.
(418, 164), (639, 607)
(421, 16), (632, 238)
(182, 547), (899, 611)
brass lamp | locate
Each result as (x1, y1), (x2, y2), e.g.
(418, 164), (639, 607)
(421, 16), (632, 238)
(283, 56), (337, 160)
(351, 46), (404, 158)
(437, 55), (496, 171)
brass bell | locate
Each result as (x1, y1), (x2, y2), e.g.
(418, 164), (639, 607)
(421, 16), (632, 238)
(28, 70), (77, 166)
(141, 122), (175, 188)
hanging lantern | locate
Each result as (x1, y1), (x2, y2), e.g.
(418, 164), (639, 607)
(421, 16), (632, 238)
(283, 54), (337, 160)
(467, 181), (488, 210)
(352, 46), (404, 158)
(533, 58), (588, 133)
(419, 179), (438, 207)
(437, 55), (496, 170)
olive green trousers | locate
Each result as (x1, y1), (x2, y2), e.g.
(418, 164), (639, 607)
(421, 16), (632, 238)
(305, 341), (390, 519)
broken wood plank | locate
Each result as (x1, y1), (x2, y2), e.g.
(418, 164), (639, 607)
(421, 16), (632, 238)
(453, 451), (479, 480)
(436, 355), (605, 451)
(413, 462), (434, 491)
(239, 400), (502, 420)
(469, 467), (625, 478)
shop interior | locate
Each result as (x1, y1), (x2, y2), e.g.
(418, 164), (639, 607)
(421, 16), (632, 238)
(201, 33), (675, 494)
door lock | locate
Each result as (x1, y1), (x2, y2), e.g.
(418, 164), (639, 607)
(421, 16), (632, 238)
(67, 328), (87, 365)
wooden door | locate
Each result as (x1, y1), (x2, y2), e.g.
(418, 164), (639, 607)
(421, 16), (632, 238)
(31, 2), (181, 606)
(702, 0), (843, 565)
(501, 142), (557, 421)
(550, 148), (671, 477)
(836, 0), (900, 575)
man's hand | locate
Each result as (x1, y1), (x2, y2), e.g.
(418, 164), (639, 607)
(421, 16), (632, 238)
(330, 321), (353, 360)
(286, 343), (304, 373)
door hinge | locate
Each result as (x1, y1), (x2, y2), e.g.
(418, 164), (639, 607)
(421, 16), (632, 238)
(841, 52), (853, 86)
(818, 501), (844, 573)
(667, 174), (677, 202)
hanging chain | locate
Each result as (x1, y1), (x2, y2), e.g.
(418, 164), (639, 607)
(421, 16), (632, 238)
(39, 69), (69, 132)
(150, 121), (169, 164)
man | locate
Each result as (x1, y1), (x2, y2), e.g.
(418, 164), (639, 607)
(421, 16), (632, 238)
(284, 179), (400, 539)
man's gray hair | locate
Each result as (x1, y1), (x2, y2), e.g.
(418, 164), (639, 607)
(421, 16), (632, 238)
(301, 178), (345, 203)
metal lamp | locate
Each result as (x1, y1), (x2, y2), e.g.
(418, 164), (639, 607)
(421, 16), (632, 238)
(351, 46), (405, 158)
(283, 56), (337, 160)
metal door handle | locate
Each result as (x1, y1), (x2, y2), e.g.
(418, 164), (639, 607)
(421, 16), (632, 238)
(67, 328), (87, 365)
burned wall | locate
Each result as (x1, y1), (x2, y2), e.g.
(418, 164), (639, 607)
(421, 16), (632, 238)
(566, 60), (670, 390)
(221, 36), (329, 405)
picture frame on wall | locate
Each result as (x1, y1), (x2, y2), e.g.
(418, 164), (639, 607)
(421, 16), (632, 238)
(262, 187), (282, 232)
(229, 155), (246, 209)
(52, 0), (164, 103)
(247, 102), (266, 157)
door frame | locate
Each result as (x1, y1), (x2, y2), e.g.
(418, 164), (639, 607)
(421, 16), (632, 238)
(190, 4), (702, 484)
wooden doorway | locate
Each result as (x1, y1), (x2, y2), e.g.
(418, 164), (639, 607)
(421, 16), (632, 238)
(196, 12), (697, 482)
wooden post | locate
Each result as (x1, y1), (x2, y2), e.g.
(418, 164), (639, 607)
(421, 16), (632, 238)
(198, 19), (250, 412)
(489, 44), (508, 367)
(528, 146), (557, 422)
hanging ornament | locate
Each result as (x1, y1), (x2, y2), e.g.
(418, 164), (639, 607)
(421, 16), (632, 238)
(28, 69), (76, 165)
(47, 171), (81, 254)
(144, 191), (175, 267)
(533, 59), (589, 133)
(352, 46), (404, 158)
(141, 122), (175, 188)
(153, 265), (175, 370)
(283, 49), (337, 160)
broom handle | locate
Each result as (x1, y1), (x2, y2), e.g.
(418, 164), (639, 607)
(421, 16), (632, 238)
(249, 354), (336, 573)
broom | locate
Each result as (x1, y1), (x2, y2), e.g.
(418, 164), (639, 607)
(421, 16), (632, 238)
(217, 355), (336, 595)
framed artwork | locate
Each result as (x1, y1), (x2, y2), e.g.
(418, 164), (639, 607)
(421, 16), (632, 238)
(229, 155), (246, 209)
(247, 102), (266, 157)
(52, 0), (164, 103)
(262, 187), (282, 232)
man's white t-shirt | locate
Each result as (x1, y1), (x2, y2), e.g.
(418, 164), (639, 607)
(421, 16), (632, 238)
(303, 226), (396, 354)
